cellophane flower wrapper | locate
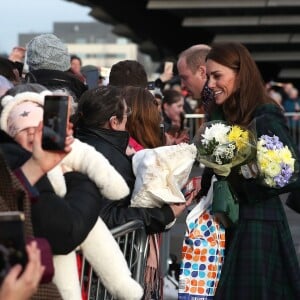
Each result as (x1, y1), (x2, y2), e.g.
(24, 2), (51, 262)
(193, 121), (256, 177)
(254, 134), (298, 188)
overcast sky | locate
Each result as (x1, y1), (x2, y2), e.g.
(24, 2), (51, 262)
(1, 0), (95, 54)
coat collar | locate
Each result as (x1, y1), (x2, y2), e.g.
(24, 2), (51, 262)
(76, 126), (130, 153)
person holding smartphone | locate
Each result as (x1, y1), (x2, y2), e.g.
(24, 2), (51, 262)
(0, 101), (74, 299)
(0, 241), (44, 300)
(0, 83), (112, 299)
(153, 60), (175, 90)
(0, 84), (106, 255)
(0, 83), (146, 300)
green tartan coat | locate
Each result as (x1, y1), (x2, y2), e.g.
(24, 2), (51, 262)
(209, 103), (300, 300)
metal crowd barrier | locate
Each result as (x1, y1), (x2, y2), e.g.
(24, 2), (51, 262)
(185, 112), (300, 149)
(79, 220), (148, 300)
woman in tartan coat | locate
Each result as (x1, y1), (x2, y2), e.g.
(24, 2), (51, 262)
(204, 42), (300, 299)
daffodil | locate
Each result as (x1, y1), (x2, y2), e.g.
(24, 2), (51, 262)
(228, 125), (249, 152)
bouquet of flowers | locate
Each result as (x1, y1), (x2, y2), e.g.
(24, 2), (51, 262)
(256, 134), (296, 188)
(194, 121), (256, 177)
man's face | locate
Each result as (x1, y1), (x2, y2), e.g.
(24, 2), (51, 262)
(177, 57), (206, 100)
(71, 59), (81, 74)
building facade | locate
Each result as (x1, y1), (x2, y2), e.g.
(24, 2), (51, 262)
(19, 21), (155, 76)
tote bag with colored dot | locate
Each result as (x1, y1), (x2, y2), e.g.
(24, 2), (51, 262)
(178, 176), (225, 300)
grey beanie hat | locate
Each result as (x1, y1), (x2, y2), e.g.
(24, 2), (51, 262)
(27, 34), (71, 72)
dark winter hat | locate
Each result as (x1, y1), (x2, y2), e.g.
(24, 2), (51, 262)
(26, 34), (71, 72)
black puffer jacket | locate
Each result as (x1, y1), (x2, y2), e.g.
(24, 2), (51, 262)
(25, 69), (88, 101)
(76, 126), (175, 234)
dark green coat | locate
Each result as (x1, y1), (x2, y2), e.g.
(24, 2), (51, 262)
(210, 103), (300, 299)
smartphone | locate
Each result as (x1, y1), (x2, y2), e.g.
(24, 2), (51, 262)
(164, 61), (174, 73)
(0, 212), (27, 284)
(42, 95), (69, 151)
(269, 80), (284, 87)
(82, 68), (99, 90)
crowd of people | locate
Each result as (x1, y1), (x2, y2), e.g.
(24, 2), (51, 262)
(0, 32), (299, 300)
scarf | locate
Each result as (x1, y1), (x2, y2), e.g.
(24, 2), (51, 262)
(144, 233), (163, 300)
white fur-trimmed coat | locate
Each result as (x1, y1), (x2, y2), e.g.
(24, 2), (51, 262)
(48, 138), (143, 300)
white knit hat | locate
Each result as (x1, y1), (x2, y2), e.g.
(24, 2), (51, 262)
(0, 91), (52, 137)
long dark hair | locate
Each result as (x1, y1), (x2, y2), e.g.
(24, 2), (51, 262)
(74, 85), (125, 129)
(206, 42), (278, 126)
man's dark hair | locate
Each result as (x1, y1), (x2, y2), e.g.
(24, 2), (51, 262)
(108, 60), (148, 88)
(70, 55), (82, 65)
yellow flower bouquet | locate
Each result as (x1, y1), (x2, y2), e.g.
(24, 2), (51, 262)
(255, 134), (296, 188)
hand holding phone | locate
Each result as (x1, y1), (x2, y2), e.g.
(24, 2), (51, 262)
(160, 61), (174, 82)
(164, 61), (174, 73)
(42, 95), (70, 151)
(0, 212), (27, 284)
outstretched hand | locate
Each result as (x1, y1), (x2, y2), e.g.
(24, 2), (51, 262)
(8, 46), (26, 63)
(170, 192), (195, 218)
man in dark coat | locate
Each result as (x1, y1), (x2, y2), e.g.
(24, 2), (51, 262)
(25, 33), (87, 101)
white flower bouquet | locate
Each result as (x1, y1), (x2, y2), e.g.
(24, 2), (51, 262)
(193, 121), (256, 177)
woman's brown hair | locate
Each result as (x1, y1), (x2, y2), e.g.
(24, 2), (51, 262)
(206, 42), (278, 126)
(123, 86), (162, 148)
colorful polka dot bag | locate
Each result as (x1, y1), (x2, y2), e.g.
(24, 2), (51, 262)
(179, 177), (225, 300)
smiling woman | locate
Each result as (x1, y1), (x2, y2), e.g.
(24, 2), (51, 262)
(206, 59), (237, 106)
(203, 42), (300, 300)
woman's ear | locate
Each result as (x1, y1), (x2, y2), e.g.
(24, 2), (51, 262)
(109, 115), (119, 130)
